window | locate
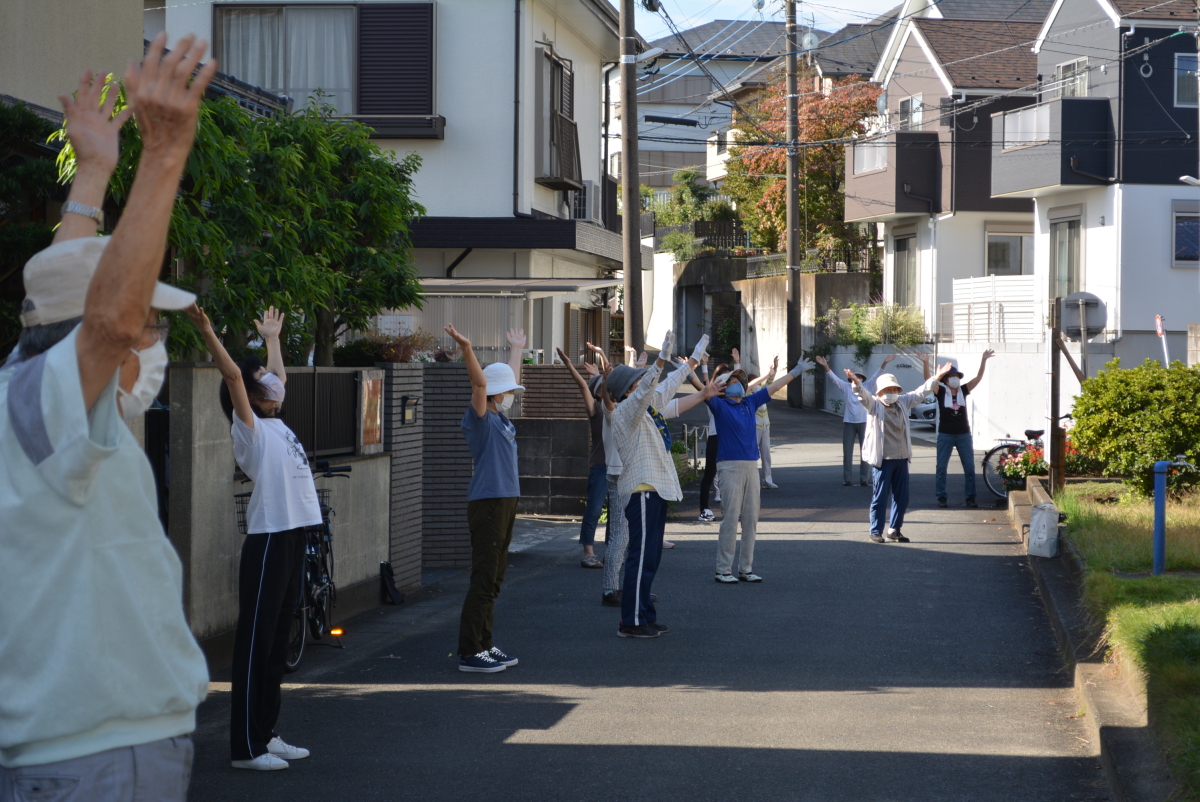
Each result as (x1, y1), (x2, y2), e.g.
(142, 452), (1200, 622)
(1049, 218), (1081, 298)
(894, 236), (917, 307)
(1175, 54), (1198, 107)
(1173, 200), (1199, 267)
(987, 234), (1033, 276)
(853, 140), (887, 174)
(1056, 58), (1088, 98)
(215, 4), (438, 128)
(535, 48), (582, 191)
(898, 94), (923, 129)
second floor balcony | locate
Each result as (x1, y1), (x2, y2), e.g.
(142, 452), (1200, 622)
(991, 97), (1113, 199)
(845, 132), (941, 223)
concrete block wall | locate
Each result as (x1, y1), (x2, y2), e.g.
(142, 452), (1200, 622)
(381, 362), (424, 591)
(514, 418), (591, 517)
(519, 364), (588, 419)
(420, 363), (474, 567)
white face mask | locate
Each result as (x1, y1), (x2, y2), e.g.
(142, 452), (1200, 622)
(118, 338), (168, 421)
(880, 392), (900, 406)
(498, 393), (515, 411)
(947, 377), (961, 389)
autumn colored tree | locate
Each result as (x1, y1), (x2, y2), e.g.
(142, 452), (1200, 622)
(723, 69), (881, 253)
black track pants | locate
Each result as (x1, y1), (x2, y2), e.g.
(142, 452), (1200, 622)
(699, 434), (719, 509)
(230, 529), (305, 761)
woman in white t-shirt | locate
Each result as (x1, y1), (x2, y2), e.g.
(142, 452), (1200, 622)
(187, 304), (319, 773)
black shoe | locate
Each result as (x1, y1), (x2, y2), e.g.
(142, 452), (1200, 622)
(937, 497), (948, 508)
(617, 624), (661, 638)
(886, 529), (910, 543)
(857, 481), (868, 487)
(602, 591), (622, 607)
(647, 622), (669, 634)
(964, 497), (978, 508)
(869, 533), (885, 543)
(843, 481), (852, 486)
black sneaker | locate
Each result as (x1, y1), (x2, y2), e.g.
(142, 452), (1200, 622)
(869, 533), (885, 543)
(617, 624), (661, 638)
(459, 651), (506, 673)
(886, 529), (910, 543)
(937, 497), (948, 508)
(488, 647), (518, 667)
(964, 497), (978, 508)
(601, 590), (622, 607)
(647, 622), (669, 634)
(843, 481), (852, 486)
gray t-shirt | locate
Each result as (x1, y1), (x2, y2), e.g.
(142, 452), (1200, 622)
(461, 406), (520, 501)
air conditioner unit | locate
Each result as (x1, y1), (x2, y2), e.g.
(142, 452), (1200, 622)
(571, 180), (603, 226)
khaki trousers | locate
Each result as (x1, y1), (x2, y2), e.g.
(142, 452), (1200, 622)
(716, 460), (761, 575)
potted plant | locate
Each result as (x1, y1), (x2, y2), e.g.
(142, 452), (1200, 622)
(997, 446), (1048, 491)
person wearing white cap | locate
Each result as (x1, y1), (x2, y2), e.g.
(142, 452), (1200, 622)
(0, 36), (215, 800)
(845, 361), (954, 543)
(185, 304), (317, 771)
(814, 353), (894, 486)
(443, 324), (526, 672)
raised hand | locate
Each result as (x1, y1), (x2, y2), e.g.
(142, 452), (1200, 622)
(59, 70), (135, 175)
(660, 330), (675, 359)
(769, 355), (780, 375)
(506, 328), (526, 349)
(444, 324), (470, 347)
(844, 368), (858, 383)
(123, 32), (217, 163)
(914, 351), (930, 365)
(582, 361), (600, 376)
(690, 333), (710, 362)
(636, 351), (648, 368)
(982, 349), (995, 361)
(184, 303), (212, 334)
(731, 347), (741, 364)
(935, 361), (955, 379)
(814, 355), (829, 370)
(701, 371), (727, 399)
(254, 306), (284, 339)
(790, 356), (815, 376)
(882, 353), (898, 366)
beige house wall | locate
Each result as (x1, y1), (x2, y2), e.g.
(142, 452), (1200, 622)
(0, 0), (143, 110)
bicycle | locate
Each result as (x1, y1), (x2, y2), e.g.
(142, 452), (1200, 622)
(981, 429), (1045, 500)
(234, 461), (351, 673)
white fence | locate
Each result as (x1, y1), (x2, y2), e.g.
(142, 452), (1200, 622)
(372, 295), (527, 364)
(940, 275), (1043, 342)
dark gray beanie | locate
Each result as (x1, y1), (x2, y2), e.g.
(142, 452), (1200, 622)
(606, 365), (648, 400)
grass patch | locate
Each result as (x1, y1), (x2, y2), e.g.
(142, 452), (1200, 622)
(1059, 483), (1200, 799)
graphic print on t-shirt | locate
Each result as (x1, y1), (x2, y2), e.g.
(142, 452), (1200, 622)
(283, 426), (308, 471)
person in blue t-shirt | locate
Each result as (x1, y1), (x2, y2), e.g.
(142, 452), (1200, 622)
(706, 355), (813, 584)
(444, 324), (525, 674)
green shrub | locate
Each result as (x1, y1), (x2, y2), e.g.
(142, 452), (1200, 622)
(1071, 359), (1200, 496)
(864, 304), (928, 346)
(661, 230), (697, 263)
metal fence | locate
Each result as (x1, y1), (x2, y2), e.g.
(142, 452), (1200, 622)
(280, 368), (360, 457)
(938, 301), (1045, 343)
(375, 295), (527, 365)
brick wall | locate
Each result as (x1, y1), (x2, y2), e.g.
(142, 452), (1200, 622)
(520, 364), (589, 419)
(515, 418), (591, 516)
(381, 362), (424, 591)
(421, 363), (474, 568)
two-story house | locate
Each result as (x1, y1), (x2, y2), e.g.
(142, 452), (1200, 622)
(163, 0), (633, 364)
(990, 0), (1197, 370)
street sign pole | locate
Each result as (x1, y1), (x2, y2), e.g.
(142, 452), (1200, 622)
(1157, 314), (1170, 366)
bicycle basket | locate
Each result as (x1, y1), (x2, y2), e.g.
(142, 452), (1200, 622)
(234, 492), (252, 537)
(316, 488), (331, 514)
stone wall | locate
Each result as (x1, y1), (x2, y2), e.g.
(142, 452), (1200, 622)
(381, 362), (424, 591)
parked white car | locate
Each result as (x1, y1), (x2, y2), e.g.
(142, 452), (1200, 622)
(908, 396), (937, 428)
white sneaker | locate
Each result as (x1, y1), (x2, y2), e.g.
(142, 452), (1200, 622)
(231, 753), (289, 771)
(698, 509), (715, 522)
(267, 736), (309, 760)
(714, 491), (722, 503)
(762, 480), (778, 489)
(715, 572), (738, 584)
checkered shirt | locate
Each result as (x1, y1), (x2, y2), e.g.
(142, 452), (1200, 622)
(610, 361), (693, 501)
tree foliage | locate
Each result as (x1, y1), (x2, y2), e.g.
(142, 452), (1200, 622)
(57, 88), (425, 365)
(1071, 359), (1200, 496)
(723, 69), (881, 252)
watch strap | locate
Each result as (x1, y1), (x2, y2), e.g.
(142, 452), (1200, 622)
(62, 201), (104, 228)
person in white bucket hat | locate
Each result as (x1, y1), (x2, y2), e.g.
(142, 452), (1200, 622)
(0, 35), (216, 801)
(443, 324), (526, 673)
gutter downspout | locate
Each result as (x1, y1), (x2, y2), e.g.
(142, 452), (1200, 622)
(603, 62), (616, 179)
(445, 247), (473, 277)
(513, 0), (534, 219)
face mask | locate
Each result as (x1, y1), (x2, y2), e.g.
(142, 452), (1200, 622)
(880, 392), (900, 405)
(118, 338), (168, 421)
(946, 377), (961, 389)
(498, 393), (515, 411)
(725, 382), (745, 398)
(260, 372), (286, 402)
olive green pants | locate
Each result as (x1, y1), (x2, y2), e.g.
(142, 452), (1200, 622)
(458, 497), (518, 657)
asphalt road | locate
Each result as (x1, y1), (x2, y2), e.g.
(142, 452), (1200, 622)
(189, 406), (1110, 802)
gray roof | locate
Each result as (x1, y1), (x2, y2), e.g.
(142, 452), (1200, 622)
(814, 23), (894, 79)
(930, 0), (1055, 23)
(649, 19), (829, 60)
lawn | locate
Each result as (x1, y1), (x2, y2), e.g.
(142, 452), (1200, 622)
(1057, 482), (1200, 798)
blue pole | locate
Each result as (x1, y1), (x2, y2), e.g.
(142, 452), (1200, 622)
(1153, 460), (1171, 576)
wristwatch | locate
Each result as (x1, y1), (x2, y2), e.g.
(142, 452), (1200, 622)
(62, 201), (104, 229)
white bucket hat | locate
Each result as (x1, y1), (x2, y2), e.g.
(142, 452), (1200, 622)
(20, 236), (196, 327)
(876, 373), (902, 392)
(482, 362), (524, 396)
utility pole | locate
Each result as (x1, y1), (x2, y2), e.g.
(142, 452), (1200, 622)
(620, 0), (645, 352)
(785, 0), (800, 271)
(1049, 297), (1065, 494)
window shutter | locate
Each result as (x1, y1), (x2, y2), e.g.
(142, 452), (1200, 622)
(562, 68), (574, 119)
(358, 3), (434, 115)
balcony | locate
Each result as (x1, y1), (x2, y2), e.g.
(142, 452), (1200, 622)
(939, 276), (1043, 343)
(991, 97), (1113, 199)
(844, 131), (941, 222)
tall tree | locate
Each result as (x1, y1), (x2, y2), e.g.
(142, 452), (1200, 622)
(723, 71), (881, 253)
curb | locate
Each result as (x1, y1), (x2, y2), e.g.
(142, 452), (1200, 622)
(1008, 485), (1176, 802)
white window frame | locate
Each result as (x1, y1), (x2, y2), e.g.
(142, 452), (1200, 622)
(898, 94), (923, 129)
(1172, 199), (1199, 268)
(1055, 57), (1088, 98)
(1048, 207), (1083, 299)
(1175, 53), (1198, 108)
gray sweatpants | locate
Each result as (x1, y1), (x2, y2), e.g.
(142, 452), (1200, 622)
(843, 421), (868, 484)
(757, 423), (772, 483)
(602, 475), (630, 593)
(0, 736), (193, 802)
(716, 460), (760, 575)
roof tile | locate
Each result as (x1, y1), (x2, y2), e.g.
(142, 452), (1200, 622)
(912, 19), (1042, 89)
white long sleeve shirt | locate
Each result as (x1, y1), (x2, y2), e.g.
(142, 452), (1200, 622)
(827, 368), (884, 424)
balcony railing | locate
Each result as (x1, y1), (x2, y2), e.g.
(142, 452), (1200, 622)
(939, 301), (1044, 343)
(999, 105), (1050, 150)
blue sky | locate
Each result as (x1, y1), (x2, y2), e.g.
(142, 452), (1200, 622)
(636, 0), (903, 43)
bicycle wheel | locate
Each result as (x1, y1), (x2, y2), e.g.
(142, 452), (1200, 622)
(982, 444), (1020, 499)
(309, 536), (335, 640)
(284, 597), (306, 673)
